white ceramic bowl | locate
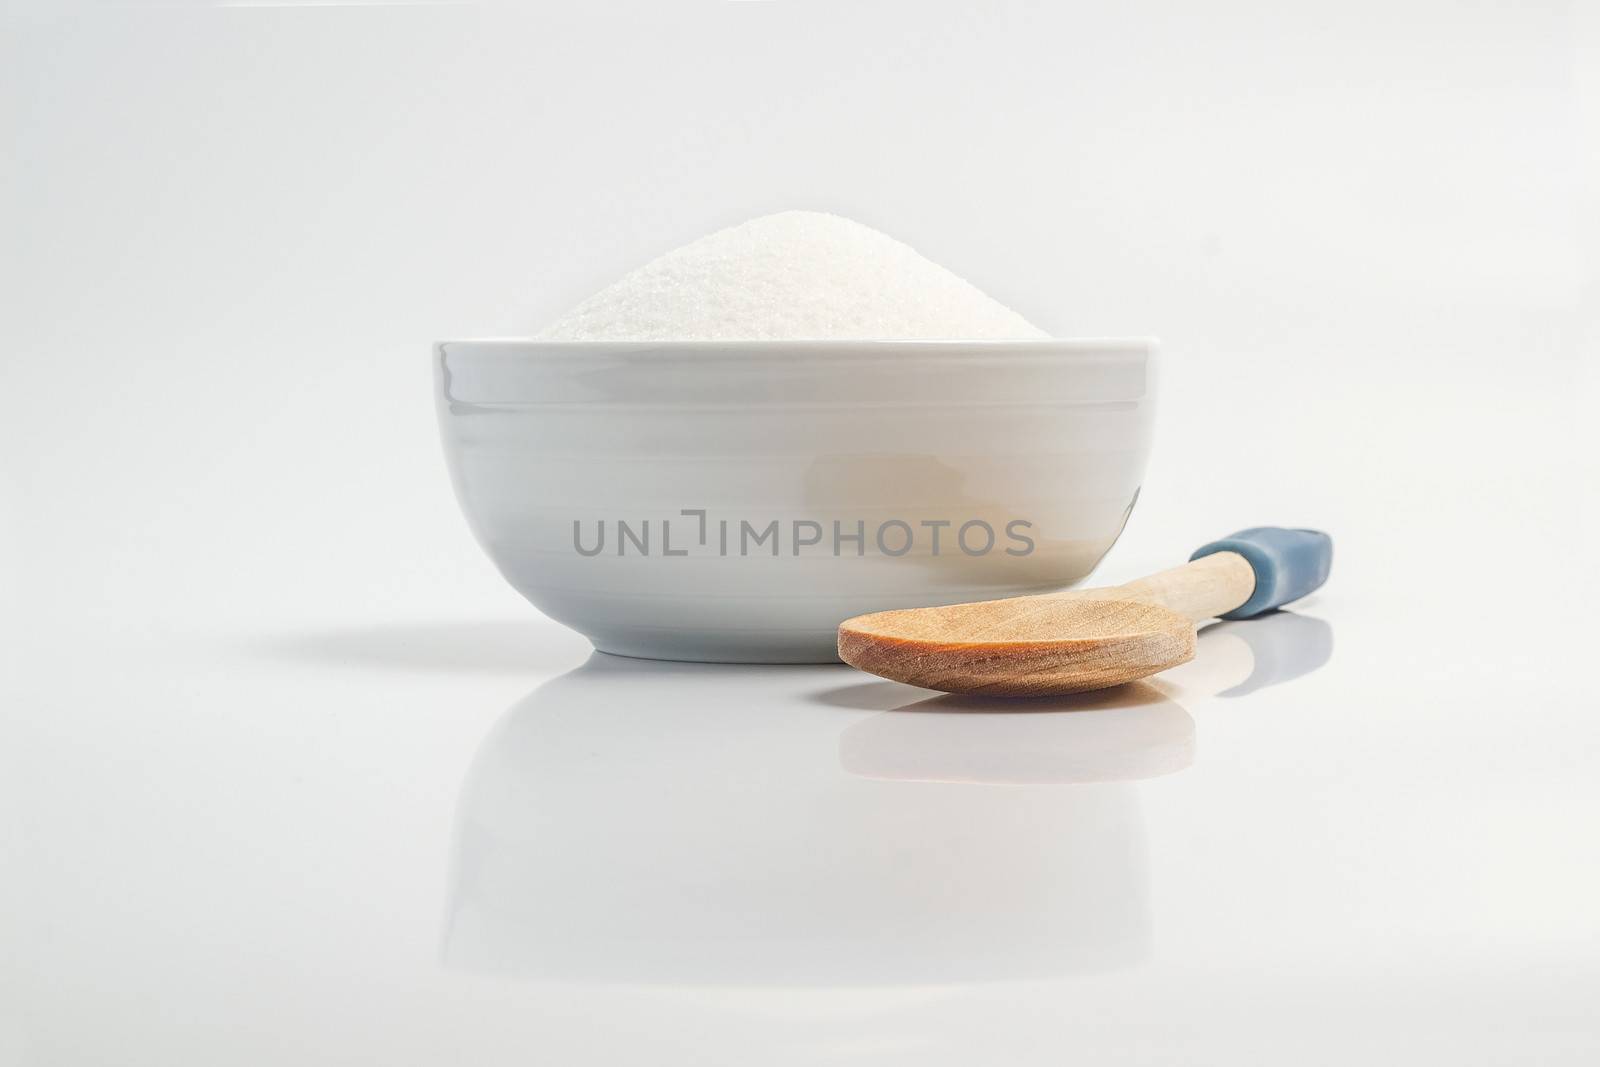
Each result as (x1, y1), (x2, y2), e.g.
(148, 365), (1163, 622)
(435, 339), (1156, 662)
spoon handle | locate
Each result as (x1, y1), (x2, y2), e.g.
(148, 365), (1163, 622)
(1062, 527), (1334, 623)
(1104, 551), (1258, 621)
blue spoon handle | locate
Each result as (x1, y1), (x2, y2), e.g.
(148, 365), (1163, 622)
(1190, 527), (1333, 620)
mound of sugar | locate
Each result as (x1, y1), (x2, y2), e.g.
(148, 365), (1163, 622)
(537, 211), (1047, 342)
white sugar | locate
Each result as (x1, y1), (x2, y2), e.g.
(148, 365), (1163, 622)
(537, 211), (1047, 342)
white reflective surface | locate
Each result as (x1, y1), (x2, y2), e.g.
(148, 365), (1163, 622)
(7, 570), (1599, 1063)
(4, 5), (1598, 1062)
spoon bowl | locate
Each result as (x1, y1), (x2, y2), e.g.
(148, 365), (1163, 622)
(838, 596), (1196, 696)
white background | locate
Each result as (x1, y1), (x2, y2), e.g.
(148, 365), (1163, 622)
(3, 3), (1598, 1064)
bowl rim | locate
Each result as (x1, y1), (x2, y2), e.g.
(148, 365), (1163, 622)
(436, 337), (1158, 362)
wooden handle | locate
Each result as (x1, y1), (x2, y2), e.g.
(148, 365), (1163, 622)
(1099, 551), (1257, 622)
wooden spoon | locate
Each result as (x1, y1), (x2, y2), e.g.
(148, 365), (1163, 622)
(838, 526), (1332, 697)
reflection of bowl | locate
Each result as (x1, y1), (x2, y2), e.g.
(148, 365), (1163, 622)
(435, 339), (1157, 662)
(444, 655), (1154, 987)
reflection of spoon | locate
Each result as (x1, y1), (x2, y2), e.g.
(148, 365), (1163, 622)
(839, 684), (1196, 785)
(444, 654), (1153, 985)
(1154, 610), (1334, 704)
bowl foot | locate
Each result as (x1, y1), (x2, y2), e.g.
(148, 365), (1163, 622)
(588, 626), (842, 665)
